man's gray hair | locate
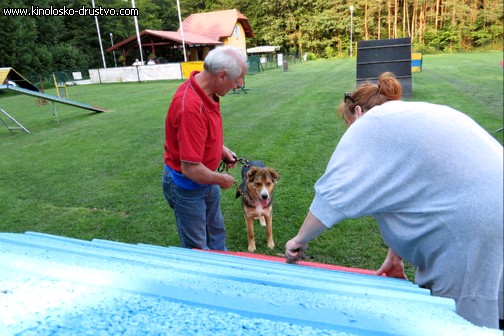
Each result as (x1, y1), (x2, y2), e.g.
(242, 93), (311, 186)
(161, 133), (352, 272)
(204, 46), (247, 80)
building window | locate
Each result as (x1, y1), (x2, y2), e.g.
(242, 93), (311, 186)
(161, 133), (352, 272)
(233, 25), (240, 37)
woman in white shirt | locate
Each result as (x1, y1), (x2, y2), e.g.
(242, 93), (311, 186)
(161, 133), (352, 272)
(285, 72), (503, 329)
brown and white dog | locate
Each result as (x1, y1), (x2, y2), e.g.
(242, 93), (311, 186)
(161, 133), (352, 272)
(236, 160), (280, 253)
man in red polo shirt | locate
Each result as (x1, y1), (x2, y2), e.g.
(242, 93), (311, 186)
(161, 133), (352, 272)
(162, 46), (247, 250)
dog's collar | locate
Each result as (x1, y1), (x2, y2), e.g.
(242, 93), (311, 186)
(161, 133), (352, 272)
(240, 188), (255, 207)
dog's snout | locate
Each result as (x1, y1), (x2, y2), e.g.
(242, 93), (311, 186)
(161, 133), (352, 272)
(260, 187), (269, 200)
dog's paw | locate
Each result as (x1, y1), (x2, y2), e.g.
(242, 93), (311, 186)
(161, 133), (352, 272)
(247, 243), (256, 253)
(267, 240), (275, 249)
(258, 216), (266, 227)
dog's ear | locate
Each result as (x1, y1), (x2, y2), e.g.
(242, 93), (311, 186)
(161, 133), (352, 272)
(268, 168), (280, 181)
(246, 167), (259, 181)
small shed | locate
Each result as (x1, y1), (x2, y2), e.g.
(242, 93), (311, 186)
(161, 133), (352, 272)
(246, 46), (281, 73)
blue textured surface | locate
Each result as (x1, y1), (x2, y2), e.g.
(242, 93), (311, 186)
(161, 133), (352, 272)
(0, 232), (500, 335)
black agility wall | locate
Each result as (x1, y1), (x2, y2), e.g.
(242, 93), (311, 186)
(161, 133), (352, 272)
(356, 37), (412, 98)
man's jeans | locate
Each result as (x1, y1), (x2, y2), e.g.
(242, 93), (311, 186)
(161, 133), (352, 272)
(162, 166), (227, 251)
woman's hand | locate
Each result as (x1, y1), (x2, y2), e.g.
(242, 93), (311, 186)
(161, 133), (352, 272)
(376, 248), (408, 280)
(285, 237), (308, 263)
(284, 212), (328, 263)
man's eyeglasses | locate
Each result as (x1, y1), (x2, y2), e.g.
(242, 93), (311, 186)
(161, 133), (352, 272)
(344, 92), (356, 104)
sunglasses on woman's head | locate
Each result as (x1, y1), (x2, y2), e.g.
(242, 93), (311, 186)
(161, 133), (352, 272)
(344, 92), (356, 104)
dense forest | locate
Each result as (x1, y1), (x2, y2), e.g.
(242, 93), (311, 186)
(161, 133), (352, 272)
(0, 0), (502, 78)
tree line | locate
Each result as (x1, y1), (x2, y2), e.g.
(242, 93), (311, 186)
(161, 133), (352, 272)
(0, 0), (502, 80)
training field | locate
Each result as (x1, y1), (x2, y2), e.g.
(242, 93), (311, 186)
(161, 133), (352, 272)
(0, 51), (502, 277)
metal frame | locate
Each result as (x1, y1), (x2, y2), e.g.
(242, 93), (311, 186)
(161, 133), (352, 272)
(0, 108), (30, 133)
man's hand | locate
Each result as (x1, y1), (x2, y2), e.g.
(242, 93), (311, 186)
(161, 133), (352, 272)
(222, 146), (237, 169)
(182, 161), (235, 189)
(219, 173), (236, 189)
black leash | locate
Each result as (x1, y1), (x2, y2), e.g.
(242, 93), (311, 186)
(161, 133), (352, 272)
(218, 155), (250, 196)
(218, 155), (250, 173)
(234, 157), (250, 167)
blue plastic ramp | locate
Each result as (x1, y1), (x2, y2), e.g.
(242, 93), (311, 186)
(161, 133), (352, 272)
(0, 232), (500, 335)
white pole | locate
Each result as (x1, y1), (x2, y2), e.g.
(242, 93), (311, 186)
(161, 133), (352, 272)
(349, 5), (354, 58)
(109, 33), (117, 67)
(91, 0), (106, 68)
(132, 0), (144, 64)
(176, 0), (187, 62)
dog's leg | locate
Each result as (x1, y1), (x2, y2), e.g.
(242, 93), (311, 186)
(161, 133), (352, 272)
(246, 216), (256, 253)
(258, 216), (266, 227)
(265, 215), (274, 250)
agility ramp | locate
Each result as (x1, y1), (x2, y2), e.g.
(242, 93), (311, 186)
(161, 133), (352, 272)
(1, 67), (107, 131)
(0, 84), (108, 114)
(1, 231), (500, 335)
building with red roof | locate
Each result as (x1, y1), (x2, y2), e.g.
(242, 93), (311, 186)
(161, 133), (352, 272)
(107, 9), (253, 64)
(181, 9), (253, 59)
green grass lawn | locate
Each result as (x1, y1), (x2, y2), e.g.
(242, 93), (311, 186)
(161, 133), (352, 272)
(1, 51), (502, 279)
